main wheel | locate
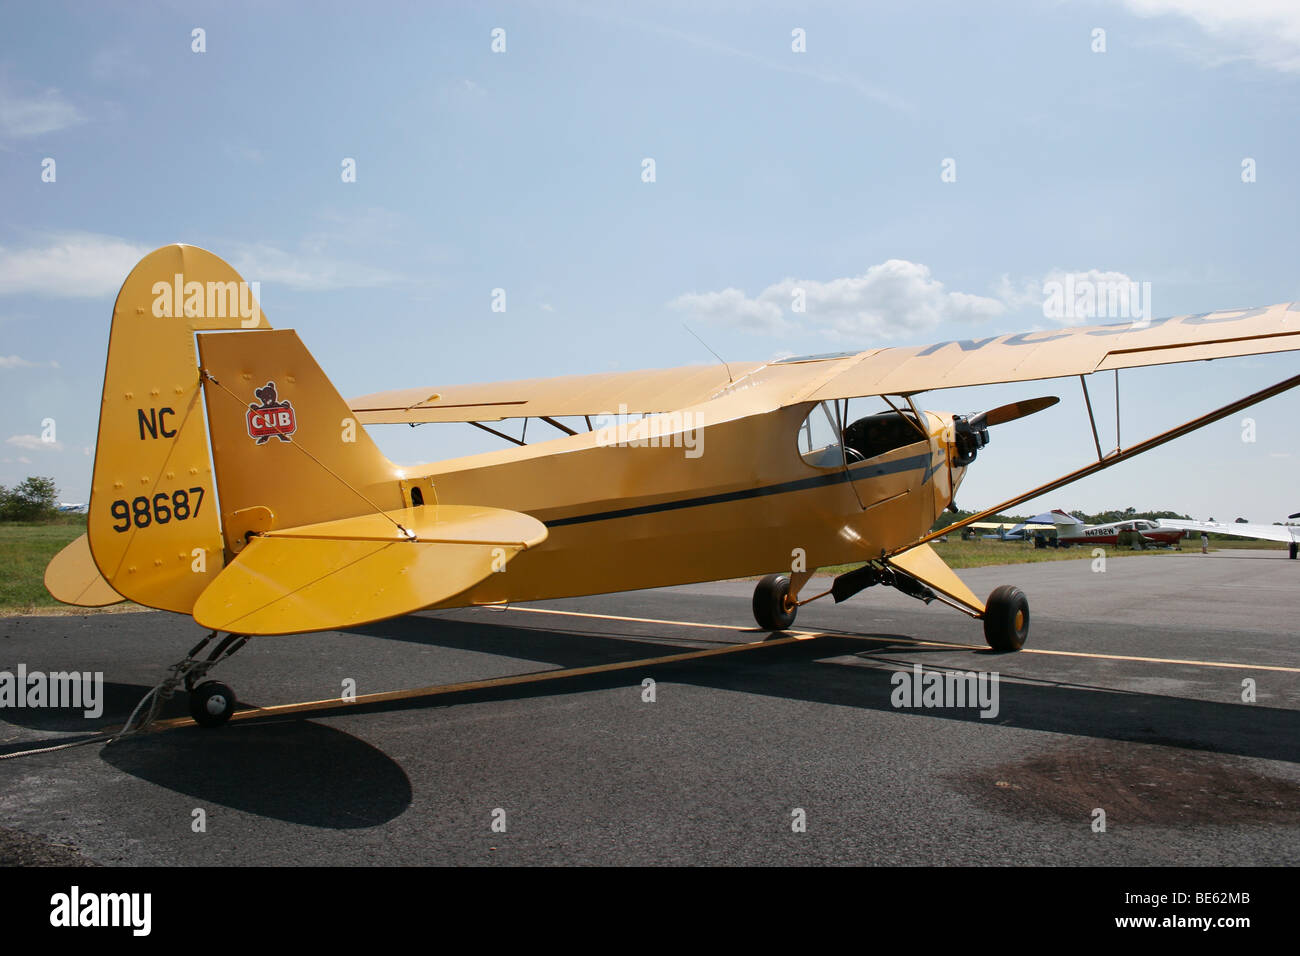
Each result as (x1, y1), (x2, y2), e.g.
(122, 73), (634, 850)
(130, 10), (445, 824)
(1290, 542), (1297, 560)
(753, 573), (797, 631)
(983, 585), (1029, 652)
(190, 680), (237, 727)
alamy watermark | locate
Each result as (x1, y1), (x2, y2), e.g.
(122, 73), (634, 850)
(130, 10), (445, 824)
(592, 404), (704, 458)
(1043, 274), (1152, 327)
(0, 665), (103, 718)
(151, 273), (261, 327)
(890, 663), (1000, 719)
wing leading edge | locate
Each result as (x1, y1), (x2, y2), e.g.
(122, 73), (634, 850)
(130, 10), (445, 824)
(350, 363), (763, 424)
(349, 302), (1300, 425)
(809, 302), (1300, 401)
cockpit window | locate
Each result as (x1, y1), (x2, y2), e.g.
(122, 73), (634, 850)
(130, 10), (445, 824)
(798, 402), (846, 467)
(843, 412), (926, 461)
(798, 401), (927, 468)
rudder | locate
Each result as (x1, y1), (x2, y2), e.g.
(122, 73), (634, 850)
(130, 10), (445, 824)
(87, 244), (271, 613)
(196, 328), (408, 558)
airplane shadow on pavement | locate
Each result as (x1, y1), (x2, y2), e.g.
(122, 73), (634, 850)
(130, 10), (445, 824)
(7, 611), (1288, 829)
(333, 613), (1300, 765)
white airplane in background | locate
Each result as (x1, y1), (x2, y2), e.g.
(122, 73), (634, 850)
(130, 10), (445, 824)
(1156, 514), (1300, 559)
(969, 521), (1054, 541)
(1041, 510), (1187, 548)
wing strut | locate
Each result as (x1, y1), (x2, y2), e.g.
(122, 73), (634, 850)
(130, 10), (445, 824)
(1079, 375), (1105, 461)
(891, 370), (1300, 557)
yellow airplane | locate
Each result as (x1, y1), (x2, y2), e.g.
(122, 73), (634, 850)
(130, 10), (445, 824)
(43, 245), (1300, 726)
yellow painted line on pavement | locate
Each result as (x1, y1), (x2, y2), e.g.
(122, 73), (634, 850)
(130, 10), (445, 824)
(499, 605), (1300, 674)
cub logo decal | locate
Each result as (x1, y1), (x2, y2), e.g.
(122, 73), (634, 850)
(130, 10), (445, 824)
(246, 381), (297, 444)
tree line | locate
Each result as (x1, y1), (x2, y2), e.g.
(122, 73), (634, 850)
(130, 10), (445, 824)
(0, 476), (60, 522)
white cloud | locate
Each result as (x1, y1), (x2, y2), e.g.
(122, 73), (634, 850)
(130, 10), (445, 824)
(0, 79), (85, 138)
(17, 456), (31, 464)
(1124, 0), (1300, 72)
(0, 354), (58, 369)
(0, 232), (152, 298)
(671, 286), (790, 334)
(671, 260), (1005, 340)
(7, 434), (63, 451)
(0, 222), (420, 300)
(993, 268), (1154, 324)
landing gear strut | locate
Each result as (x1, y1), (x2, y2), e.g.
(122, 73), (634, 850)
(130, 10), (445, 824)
(751, 563), (1031, 653)
(116, 631), (249, 738)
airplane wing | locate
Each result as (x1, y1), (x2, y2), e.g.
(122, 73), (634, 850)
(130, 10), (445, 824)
(806, 302), (1300, 401)
(1155, 519), (1300, 544)
(350, 302), (1300, 424)
(350, 363), (762, 424)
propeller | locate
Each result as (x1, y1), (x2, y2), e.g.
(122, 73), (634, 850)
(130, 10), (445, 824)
(968, 395), (1060, 430)
(952, 396), (1059, 467)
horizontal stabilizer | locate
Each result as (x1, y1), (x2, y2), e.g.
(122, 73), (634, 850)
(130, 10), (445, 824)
(44, 534), (126, 607)
(193, 505), (547, 635)
(888, 542), (985, 615)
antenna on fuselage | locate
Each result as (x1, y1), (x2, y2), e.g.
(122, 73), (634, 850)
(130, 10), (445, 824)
(683, 324), (734, 383)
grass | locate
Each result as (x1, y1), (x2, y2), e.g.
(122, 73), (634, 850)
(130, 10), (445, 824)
(812, 535), (1285, 575)
(0, 517), (94, 613)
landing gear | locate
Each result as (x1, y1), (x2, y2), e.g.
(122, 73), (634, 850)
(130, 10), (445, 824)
(983, 585), (1029, 652)
(189, 680), (237, 727)
(1290, 542), (1297, 560)
(753, 573), (797, 630)
(116, 631), (249, 738)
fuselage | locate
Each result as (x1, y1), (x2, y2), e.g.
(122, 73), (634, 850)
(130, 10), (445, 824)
(396, 398), (967, 608)
(1057, 519), (1183, 547)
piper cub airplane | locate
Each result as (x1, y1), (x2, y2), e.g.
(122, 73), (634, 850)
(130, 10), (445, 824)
(44, 246), (1300, 727)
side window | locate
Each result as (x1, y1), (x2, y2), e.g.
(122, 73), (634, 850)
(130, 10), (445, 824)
(797, 402), (844, 468)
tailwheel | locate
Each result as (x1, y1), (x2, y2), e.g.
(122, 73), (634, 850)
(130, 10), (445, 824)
(983, 585), (1029, 652)
(753, 573), (797, 631)
(189, 680), (237, 727)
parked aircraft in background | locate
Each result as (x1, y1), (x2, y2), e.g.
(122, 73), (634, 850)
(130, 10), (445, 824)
(970, 521), (1054, 541)
(1156, 516), (1300, 559)
(1046, 510), (1186, 548)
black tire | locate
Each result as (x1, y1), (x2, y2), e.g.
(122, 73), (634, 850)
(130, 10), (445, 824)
(983, 585), (1029, 652)
(753, 573), (796, 631)
(190, 680), (237, 727)
(1290, 542), (1297, 560)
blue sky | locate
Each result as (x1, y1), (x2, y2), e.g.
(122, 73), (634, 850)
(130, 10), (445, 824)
(2, 0), (1299, 522)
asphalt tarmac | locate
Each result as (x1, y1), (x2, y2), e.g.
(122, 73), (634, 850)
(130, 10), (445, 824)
(1, 549), (1297, 866)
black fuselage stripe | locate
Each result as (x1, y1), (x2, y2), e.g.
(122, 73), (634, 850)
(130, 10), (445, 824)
(543, 452), (934, 528)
